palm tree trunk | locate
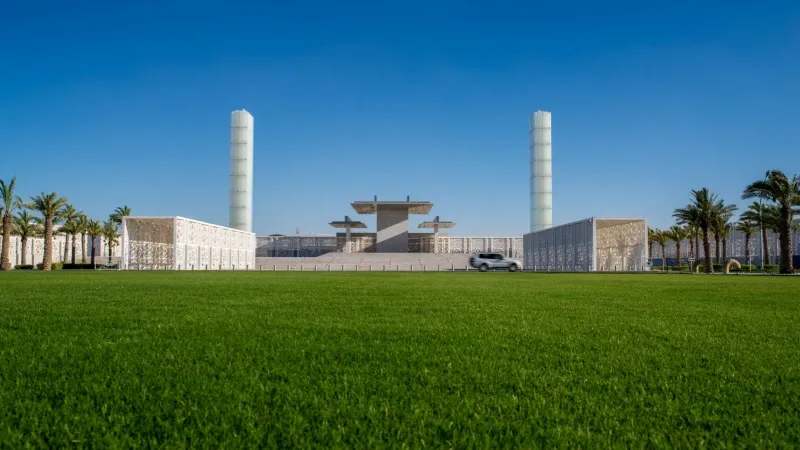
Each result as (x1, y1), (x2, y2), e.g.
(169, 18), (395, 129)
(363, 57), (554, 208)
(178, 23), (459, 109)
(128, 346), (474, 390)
(661, 244), (666, 269)
(761, 227), (770, 266)
(91, 235), (96, 266)
(1, 213), (12, 271)
(688, 236), (694, 259)
(81, 233), (87, 264)
(703, 226), (712, 273)
(648, 242), (653, 260)
(71, 234), (77, 265)
(714, 234), (720, 263)
(21, 236), (28, 266)
(780, 208), (794, 274)
(63, 233), (69, 263)
(745, 235), (751, 263)
(43, 216), (54, 271)
(722, 239), (727, 263)
(695, 231), (700, 262)
(676, 241), (681, 266)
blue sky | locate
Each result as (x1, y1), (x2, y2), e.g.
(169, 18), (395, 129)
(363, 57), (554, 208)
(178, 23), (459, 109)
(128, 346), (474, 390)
(1, 0), (798, 236)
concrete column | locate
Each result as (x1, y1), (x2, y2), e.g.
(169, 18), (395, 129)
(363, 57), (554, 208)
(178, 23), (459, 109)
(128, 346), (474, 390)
(433, 224), (439, 253)
(346, 225), (351, 253)
(376, 205), (409, 253)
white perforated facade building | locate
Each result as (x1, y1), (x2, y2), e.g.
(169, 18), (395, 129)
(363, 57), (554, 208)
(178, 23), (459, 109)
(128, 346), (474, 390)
(523, 217), (648, 271)
(122, 217), (256, 270)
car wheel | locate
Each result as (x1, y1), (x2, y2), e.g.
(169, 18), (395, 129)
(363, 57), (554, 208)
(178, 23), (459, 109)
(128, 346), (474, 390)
(508, 264), (518, 272)
(479, 264), (488, 272)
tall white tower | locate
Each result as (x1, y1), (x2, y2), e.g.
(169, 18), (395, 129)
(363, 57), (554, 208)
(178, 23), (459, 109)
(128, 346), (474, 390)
(530, 110), (552, 232)
(230, 109), (254, 233)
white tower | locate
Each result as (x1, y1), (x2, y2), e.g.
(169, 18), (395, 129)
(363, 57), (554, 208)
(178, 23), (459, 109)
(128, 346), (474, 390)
(530, 110), (552, 232)
(230, 109), (254, 233)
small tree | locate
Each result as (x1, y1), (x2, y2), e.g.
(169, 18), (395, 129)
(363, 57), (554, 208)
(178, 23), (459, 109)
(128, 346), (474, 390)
(711, 204), (736, 264)
(666, 225), (689, 267)
(103, 220), (120, 262)
(86, 220), (104, 266)
(12, 211), (41, 267)
(652, 230), (668, 269)
(647, 227), (657, 261)
(737, 220), (757, 265)
(743, 170), (800, 274)
(0, 177), (18, 271)
(76, 215), (89, 264)
(60, 204), (83, 263)
(674, 188), (736, 273)
(26, 193), (69, 271)
(110, 206), (131, 225)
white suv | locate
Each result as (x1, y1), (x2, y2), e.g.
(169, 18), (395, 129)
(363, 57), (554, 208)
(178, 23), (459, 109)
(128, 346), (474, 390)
(469, 253), (522, 272)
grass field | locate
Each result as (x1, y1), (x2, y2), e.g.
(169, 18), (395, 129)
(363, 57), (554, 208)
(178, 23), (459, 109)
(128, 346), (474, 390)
(1, 272), (799, 447)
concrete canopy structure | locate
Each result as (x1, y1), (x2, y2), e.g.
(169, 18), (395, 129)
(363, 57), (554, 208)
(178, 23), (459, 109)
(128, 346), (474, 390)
(122, 217), (256, 270)
(329, 216), (367, 253)
(350, 196), (433, 252)
(523, 217), (647, 271)
(418, 216), (455, 253)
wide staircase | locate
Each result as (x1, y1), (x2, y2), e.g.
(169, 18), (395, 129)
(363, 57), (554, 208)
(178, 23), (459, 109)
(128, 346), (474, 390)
(255, 253), (473, 271)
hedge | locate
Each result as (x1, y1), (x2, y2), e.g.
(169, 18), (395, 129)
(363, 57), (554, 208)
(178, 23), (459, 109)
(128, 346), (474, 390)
(62, 263), (119, 270)
(35, 262), (63, 270)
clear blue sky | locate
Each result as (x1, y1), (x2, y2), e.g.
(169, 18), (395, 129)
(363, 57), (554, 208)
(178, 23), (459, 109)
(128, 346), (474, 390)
(1, 0), (798, 235)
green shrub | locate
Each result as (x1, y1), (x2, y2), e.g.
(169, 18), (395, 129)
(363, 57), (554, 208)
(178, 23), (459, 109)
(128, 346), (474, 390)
(762, 264), (779, 273)
(35, 262), (63, 270)
(670, 266), (690, 272)
(62, 263), (114, 270)
(14, 265), (34, 270)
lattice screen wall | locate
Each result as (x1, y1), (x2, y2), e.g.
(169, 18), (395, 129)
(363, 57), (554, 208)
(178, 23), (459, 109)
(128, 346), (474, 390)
(2, 233), (95, 266)
(595, 221), (648, 271)
(122, 217), (255, 270)
(523, 219), (594, 271)
(256, 236), (523, 258)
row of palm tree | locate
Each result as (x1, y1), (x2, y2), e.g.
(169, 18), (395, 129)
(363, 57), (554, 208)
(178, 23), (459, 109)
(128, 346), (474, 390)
(0, 176), (131, 271)
(652, 170), (799, 274)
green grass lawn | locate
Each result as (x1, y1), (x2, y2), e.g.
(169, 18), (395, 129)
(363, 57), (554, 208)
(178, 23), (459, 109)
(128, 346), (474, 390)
(1, 272), (799, 447)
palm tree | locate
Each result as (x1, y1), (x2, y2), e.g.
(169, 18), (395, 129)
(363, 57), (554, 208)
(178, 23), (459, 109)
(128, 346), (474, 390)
(652, 230), (668, 269)
(13, 211), (41, 267)
(26, 193), (69, 271)
(685, 224), (696, 260)
(674, 188), (736, 273)
(60, 204), (83, 263)
(719, 223), (733, 263)
(741, 201), (771, 267)
(110, 205), (131, 225)
(743, 170), (800, 274)
(737, 220), (757, 265)
(76, 215), (89, 264)
(86, 220), (104, 266)
(59, 221), (80, 265)
(666, 225), (689, 266)
(0, 177), (18, 271)
(103, 220), (120, 262)
(647, 227), (657, 261)
(711, 206), (736, 264)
